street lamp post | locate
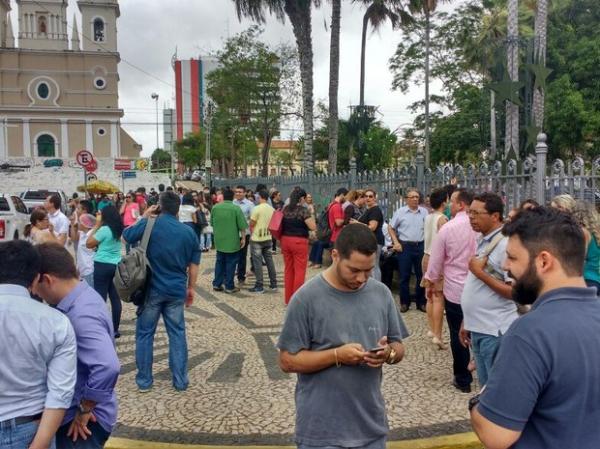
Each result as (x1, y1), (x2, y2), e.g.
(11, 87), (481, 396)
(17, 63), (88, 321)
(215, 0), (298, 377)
(151, 93), (159, 154)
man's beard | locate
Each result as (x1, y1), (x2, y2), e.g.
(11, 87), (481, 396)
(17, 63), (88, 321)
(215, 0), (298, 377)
(509, 261), (542, 305)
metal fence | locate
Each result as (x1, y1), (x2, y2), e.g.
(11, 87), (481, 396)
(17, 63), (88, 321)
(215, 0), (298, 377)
(214, 134), (600, 217)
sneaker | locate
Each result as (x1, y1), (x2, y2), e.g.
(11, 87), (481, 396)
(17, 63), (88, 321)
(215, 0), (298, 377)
(268, 286), (278, 292)
(248, 286), (265, 294)
(213, 286), (224, 292)
(224, 287), (240, 294)
(138, 386), (152, 393)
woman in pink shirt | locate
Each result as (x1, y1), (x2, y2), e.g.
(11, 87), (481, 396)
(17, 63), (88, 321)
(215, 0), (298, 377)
(120, 192), (140, 227)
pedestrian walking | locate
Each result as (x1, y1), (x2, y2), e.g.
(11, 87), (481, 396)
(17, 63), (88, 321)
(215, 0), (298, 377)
(459, 192), (517, 386)
(211, 188), (248, 294)
(233, 185), (255, 284)
(86, 205), (123, 339)
(248, 190), (277, 293)
(280, 188), (316, 304)
(34, 243), (120, 449)
(179, 192), (198, 232)
(424, 188), (477, 393)
(69, 213), (97, 288)
(388, 189), (428, 312)
(0, 240), (77, 449)
(471, 207), (600, 449)
(44, 193), (70, 246)
(278, 224), (408, 449)
(123, 192), (200, 392)
(357, 188), (385, 281)
(198, 196), (213, 252)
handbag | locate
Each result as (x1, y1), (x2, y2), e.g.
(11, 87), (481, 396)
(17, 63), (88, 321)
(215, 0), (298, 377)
(268, 209), (284, 240)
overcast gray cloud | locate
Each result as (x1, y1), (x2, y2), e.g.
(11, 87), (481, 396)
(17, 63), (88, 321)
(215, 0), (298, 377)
(9, 0), (454, 156)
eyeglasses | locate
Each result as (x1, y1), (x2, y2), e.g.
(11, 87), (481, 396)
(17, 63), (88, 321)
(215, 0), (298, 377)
(365, 194), (375, 198)
(468, 210), (490, 217)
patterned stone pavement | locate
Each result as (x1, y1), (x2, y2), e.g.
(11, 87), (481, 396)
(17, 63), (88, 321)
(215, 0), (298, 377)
(112, 250), (478, 445)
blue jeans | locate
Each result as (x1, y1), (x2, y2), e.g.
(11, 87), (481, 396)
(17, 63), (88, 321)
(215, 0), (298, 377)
(309, 240), (329, 265)
(298, 435), (386, 449)
(82, 273), (94, 289)
(136, 290), (188, 390)
(200, 233), (212, 250)
(93, 261), (121, 335)
(0, 419), (55, 449)
(213, 251), (240, 290)
(55, 421), (110, 448)
(471, 331), (501, 386)
(397, 241), (425, 307)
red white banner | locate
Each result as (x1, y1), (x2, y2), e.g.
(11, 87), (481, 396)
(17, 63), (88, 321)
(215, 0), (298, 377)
(114, 159), (133, 170)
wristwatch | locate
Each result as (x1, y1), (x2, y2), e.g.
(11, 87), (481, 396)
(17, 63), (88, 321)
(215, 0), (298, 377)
(468, 394), (481, 412)
(78, 404), (92, 415)
(386, 348), (397, 364)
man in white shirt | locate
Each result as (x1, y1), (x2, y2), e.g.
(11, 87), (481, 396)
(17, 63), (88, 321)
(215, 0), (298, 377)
(0, 240), (77, 449)
(44, 194), (70, 246)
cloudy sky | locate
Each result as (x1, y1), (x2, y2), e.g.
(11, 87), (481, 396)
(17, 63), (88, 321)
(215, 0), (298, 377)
(10, 0), (455, 156)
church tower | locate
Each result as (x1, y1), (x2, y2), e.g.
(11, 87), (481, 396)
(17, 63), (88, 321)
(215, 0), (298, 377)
(0, 0), (13, 48)
(78, 0), (119, 52)
(17, 0), (68, 50)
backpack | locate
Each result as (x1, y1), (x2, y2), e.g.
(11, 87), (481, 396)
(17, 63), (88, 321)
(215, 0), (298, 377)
(316, 204), (333, 242)
(114, 217), (156, 304)
(196, 209), (208, 230)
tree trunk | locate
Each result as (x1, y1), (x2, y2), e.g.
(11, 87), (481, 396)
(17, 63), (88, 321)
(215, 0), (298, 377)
(328, 0), (341, 174)
(359, 11), (369, 107)
(285, 0), (314, 176)
(505, 0), (519, 159)
(490, 90), (497, 159)
(532, 0), (547, 130)
(261, 129), (272, 177)
(424, 10), (431, 168)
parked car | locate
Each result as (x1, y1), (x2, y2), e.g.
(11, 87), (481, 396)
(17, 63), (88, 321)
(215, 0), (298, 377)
(0, 195), (30, 241)
(20, 189), (69, 214)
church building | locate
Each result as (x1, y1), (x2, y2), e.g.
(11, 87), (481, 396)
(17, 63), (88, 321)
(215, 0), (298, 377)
(0, 0), (140, 161)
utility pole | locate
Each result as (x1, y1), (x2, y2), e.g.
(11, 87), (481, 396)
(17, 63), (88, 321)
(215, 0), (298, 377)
(205, 101), (213, 188)
(151, 93), (159, 152)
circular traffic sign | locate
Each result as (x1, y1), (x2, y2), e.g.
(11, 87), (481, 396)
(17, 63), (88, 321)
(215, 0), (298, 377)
(76, 150), (94, 167)
(86, 173), (97, 182)
(85, 159), (98, 172)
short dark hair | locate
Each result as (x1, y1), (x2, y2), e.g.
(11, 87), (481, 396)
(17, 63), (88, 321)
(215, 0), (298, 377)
(37, 243), (78, 280)
(159, 191), (181, 216)
(455, 188), (473, 206)
(48, 194), (61, 210)
(166, 186), (174, 191)
(181, 192), (195, 206)
(519, 199), (540, 210)
(223, 188), (235, 201)
(158, 183), (165, 192)
(79, 200), (92, 214)
(334, 224), (378, 259)
(236, 185), (246, 192)
(445, 184), (457, 198)
(473, 192), (504, 219)
(258, 190), (269, 200)
(503, 206), (585, 276)
(335, 188), (349, 198)
(429, 188), (448, 210)
(256, 183), (267, 192)
(0, 240), (41, 288)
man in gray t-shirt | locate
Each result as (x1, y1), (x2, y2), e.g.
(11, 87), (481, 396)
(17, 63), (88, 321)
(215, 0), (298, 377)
(278, 224), (409, 449)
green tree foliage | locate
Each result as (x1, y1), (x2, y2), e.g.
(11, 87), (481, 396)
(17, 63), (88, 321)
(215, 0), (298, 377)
(150, 148), (172, 171)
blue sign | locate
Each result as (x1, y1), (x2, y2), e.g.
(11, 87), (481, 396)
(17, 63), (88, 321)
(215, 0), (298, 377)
(122, 171), (137, 179)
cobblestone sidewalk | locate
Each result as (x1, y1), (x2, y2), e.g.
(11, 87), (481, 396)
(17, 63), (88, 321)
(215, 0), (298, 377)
(113, 251), (477, 445)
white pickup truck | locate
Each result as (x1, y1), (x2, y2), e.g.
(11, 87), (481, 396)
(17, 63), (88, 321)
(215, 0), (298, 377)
(0, 195), (30, 241)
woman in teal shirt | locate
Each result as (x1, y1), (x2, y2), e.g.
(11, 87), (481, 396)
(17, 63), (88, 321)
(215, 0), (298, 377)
(87, 205), (124, 337)
(572, 201), (600, 295)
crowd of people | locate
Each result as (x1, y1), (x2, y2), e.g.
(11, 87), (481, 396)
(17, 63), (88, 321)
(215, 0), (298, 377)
(3, 176), (600, 449)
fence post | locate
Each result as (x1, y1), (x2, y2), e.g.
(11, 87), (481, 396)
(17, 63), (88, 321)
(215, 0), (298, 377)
(350, 157), (357, 189)
(535, 133), (548, 205)
(416, 149), (425, 192)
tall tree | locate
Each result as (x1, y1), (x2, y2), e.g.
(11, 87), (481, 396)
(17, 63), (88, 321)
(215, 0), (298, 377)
(505, 0), (520, 158)
(233, 0), (320, 175)
(532, 0), (548, 130)
(328, 0), (341, 173)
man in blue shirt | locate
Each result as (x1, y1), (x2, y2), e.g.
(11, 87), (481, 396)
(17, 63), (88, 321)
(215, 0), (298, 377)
(471, 207), (600, 449)
(123, 191), (201, 392)
(34, 243), (120, 449)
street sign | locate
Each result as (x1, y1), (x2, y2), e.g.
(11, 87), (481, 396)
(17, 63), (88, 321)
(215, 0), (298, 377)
(86, 173), (97, 182)
(122, 171), (136, 179)
(76, 150), (94, 167)
(85, 159), (98, 172)
(114, 158), (132, 170)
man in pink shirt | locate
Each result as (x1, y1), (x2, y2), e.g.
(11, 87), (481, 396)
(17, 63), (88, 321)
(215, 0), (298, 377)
(424, 188), (477, 393)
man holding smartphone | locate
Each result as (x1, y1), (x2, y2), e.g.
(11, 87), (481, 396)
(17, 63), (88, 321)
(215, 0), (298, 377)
(278, 224), (408, 449)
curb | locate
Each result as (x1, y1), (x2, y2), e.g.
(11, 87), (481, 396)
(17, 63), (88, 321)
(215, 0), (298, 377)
(106, 433), (481, 449)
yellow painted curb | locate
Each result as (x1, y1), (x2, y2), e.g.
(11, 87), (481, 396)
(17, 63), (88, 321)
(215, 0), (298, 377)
(106, 433), (481, 449)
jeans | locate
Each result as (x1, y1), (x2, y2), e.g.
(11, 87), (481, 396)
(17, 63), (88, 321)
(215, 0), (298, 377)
(82, 273), (94, 289)
(281, 236), (309, 304)
(309, 240), (329, 265)
(445, 299), (472, 388)
(251, 240), (277, 289)
(236, 235), (251, 281)
(93, 261), (121, 335)
(586, 279), (600, 296)
(200, 233), (212, 250)
(213, 251), (240, 290)
(55, 421), (110, 449)
(471, 331), (501, 386)
(397, 241), (425, 307)
(298, 435), (386, 449)
(0, 419), (54, 449)
(136, 290), (188, 390)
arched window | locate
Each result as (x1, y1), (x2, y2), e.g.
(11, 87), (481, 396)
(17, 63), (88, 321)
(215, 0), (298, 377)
(37, 134), (55, 157)
(38, 16), (47, 34)
(93, 18), (105, 42)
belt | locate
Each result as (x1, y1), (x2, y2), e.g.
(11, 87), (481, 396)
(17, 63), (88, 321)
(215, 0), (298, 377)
(400, 240), (424, 246)
(0, 413), (43, 426)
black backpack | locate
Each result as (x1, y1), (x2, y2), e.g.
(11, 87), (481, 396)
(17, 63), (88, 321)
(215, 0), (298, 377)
(316, 204), (333, 242)
(196, 209), (208, 229)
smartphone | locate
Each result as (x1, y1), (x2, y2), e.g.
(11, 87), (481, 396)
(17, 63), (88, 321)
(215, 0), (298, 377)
(368, 346), (386, 353)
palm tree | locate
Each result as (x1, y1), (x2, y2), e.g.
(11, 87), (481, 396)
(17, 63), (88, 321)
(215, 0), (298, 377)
(505, 0), (519, 158)
(328, 0), (341, 173)
(233, 0), (320, 175)
(532, 0), (548, 130)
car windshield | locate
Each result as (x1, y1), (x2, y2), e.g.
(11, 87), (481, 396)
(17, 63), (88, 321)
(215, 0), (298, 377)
(0, 198), (10, 212)
(23, 191), (53, 200)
